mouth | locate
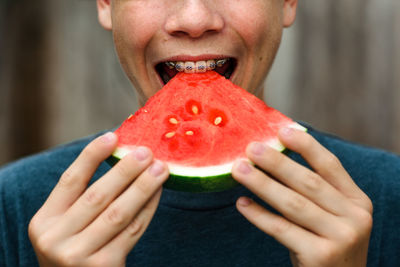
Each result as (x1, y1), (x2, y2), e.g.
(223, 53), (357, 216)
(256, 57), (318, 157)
(155, 57), (237, 85)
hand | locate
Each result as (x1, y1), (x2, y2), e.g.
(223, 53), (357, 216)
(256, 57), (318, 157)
(232, 127), (373, 267)
(28, 132), (169, 266)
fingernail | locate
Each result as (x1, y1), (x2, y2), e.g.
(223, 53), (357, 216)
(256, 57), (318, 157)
(238, 197), (252, 207)
(102, 132), (116, 143)
(279, 127), (293, 137)
(237, 160), (252, 175)
(133, 146), (150, 161)
(149, 160), (165, 177)
(250, 142), (265, 156)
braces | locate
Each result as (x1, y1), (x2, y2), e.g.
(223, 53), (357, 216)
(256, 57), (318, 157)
(165, 59), (229, 73)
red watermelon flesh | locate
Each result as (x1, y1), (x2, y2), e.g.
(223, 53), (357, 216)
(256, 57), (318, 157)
(111, 71), (305, 192)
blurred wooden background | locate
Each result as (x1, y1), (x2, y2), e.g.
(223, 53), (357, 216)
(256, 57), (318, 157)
(1, 0), (399, 166)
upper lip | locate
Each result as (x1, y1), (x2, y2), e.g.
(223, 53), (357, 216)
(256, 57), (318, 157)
(156, 54), (233, 65)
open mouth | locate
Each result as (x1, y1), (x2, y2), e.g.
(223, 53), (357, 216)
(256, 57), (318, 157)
(155, 58), (237, 85)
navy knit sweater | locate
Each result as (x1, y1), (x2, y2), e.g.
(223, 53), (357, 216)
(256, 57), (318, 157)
(1, 125), (399, 267)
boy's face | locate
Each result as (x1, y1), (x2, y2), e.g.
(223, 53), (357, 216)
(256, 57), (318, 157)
(97, 0), (297, 106)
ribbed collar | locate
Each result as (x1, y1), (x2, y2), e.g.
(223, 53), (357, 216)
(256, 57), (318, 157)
(159, 184), (254, 211)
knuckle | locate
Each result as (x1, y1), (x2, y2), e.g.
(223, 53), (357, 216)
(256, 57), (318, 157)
(354, 207), (373, 232)
(35, 232), (59, 257)
(270, 216), (292, 236)
(286, 194), (307, 212)
(363, 196), (374, 214)
(135, 177), (153, 197)
(265, 152), (285, 170)
(103, 206), (128, 227)
(337, 224), (359, 247)
(324, 154), (342, 169)
(28, 215), (41, 241)
(256, 174), (272, 191)
(57, 249), (82, 266)
(114, 161), (132, 179)
(81, 144), (100, 161)
(301, 133), (315, 148)
(345, 230), (360, 248)
(302, 171), (323, 192)
(82, 188), (107, 208)
(360, 209), (373, 228)
(316, 242), (338, 266)
(126, 218), (143, 236)
(58, 168), (79, 189)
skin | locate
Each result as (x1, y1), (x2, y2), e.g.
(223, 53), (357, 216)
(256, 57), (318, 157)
(28, 0), (373, 266)
(97, 0), (297, 105)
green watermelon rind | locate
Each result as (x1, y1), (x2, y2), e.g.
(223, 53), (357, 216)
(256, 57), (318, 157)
(107, 122), (307, 193)
(106, 153), (238, 192)
(165, 172), (239, 193)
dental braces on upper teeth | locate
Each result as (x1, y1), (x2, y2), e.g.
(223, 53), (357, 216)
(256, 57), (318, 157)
(165, 59), (229, 73)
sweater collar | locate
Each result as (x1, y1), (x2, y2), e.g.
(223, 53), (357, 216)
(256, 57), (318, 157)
(159, 184), (254, 211)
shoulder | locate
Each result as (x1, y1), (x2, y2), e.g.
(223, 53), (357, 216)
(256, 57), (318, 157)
(0, 132), (114, 265)
(0, 132), (101, 184)
(304, 123), (400, 214)
(0, 131), (109, 213)
(303, 124), (400, 263)
(0, 132), (110, 265)
(306, 124), (400, 180)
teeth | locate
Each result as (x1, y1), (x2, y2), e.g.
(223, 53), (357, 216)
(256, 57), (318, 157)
(175, 62), (184, 72)
(216, 59), (228, 67)
(195, 61), (207, 73)
(165, 61), (175, 69)
(206, 60), (216, 70)
(165, 58), (229, 73)
(184, 62), (195, 73)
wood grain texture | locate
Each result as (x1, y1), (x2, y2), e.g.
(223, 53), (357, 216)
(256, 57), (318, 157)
(267, 0), (400, 153)
(1, 1), (50, 163)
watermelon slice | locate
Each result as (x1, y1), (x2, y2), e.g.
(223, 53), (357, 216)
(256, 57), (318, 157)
(109, 71), (306, 192)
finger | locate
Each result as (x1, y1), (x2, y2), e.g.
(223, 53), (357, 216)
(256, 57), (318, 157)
(72, 160), (169, 255)
(39, 132), (118, 217)
(52, 147), (154, 237)
(89, 188), (163, 265)
(278, 128), (373, 212)
(246, 142), (352, 216)
(232, 160), (339, 237)
(236, 196), (321, 255)
(278, 128), (364, 198)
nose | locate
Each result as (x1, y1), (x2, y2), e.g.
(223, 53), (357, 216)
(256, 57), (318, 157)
(165, 0), (224, 38)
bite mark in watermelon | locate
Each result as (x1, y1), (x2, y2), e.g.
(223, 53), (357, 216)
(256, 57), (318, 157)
(109, 71), (306, 192)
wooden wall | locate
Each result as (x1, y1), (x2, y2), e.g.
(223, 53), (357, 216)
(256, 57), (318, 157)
(1, 0), (399, 165)
(267, 0), (400, 153)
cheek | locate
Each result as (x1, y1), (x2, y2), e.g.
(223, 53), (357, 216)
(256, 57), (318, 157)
(113, 2), (164, 52)
(224, 1), (282, 49)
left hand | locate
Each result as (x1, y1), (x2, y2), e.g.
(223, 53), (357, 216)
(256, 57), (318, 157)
(232, 127), (373, 267)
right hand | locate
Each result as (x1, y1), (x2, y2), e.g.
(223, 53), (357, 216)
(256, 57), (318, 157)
(28, 132), (169, 266)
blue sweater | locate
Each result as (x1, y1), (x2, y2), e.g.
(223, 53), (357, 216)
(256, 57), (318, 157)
(1, 125), (399, 267)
